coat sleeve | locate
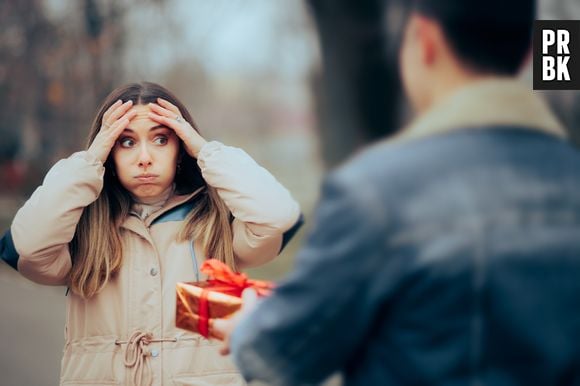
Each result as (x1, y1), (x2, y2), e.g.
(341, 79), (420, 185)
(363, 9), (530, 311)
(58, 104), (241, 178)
(196, 141), (301, 268)
(229, 173), (399, 385)
(11, 151), (105, 285)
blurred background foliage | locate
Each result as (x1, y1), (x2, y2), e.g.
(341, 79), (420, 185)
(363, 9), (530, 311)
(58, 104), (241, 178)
(0, 1), (579, 384)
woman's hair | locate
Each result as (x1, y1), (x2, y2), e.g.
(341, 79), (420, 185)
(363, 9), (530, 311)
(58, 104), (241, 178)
(69, 82), (235, 299)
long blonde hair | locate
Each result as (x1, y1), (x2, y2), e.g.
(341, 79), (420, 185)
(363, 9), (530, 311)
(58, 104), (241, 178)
(69, 82), (235, 299)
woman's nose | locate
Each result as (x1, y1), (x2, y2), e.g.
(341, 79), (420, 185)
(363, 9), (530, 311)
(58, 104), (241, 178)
(138, 144), (153, 167)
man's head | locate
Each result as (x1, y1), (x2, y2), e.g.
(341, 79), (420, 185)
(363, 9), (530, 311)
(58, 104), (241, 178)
(399, 0), (536, 113)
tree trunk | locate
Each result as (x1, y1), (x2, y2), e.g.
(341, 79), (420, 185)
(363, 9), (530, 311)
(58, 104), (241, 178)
(307, 0), (405, 169)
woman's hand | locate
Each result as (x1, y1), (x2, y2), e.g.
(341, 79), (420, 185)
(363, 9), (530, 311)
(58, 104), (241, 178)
(87, 100), (137, 163)
(148, 98), (207, 158)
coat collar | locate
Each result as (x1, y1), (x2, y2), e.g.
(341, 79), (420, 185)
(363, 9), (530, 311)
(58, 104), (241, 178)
(120, 186), (204, 241)
(392, 78), (567, 144)
(144, 186), (204, 227)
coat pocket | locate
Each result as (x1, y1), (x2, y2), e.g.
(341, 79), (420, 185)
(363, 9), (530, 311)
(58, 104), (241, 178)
(60, 339), (123, 385)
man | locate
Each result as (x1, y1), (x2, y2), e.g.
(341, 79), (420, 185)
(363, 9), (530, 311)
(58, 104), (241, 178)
(215, 0), (580, 385)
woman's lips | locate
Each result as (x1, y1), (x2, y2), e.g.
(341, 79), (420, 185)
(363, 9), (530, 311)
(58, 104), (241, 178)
(135, 174), (158, 182)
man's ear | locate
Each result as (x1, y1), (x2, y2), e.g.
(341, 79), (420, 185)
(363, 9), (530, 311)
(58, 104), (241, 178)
(414, 14), (440, 67)
(519, 47), (533, 73)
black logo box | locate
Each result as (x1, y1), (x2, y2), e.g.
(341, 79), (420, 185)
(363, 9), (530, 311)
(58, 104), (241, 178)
(533, 20), (580, 90)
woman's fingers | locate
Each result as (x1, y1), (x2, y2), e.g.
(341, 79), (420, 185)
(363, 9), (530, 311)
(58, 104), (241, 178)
(110, 109), (137, 137)
(149, 102), (178, 120)
(88, 108), (137, 163)
(148, 100), (208, 158)
(149, 112), (178, 131)
(102, 99), (122, 123)
(149, 111), (207, 158)
(157, 98), (181, 115)
(103, 100), (133, 129)
(108, 100), (134, 126)
(148, 111), (189, 140)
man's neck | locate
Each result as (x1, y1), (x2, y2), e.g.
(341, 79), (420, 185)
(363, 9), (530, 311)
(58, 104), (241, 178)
(420, 70), (494, 115)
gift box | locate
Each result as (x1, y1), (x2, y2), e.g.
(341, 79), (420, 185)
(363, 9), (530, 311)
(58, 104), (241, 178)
(176, 259), (273, 339)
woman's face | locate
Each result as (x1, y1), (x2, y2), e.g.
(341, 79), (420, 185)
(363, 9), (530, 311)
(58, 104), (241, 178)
(111, 104), (180, 201)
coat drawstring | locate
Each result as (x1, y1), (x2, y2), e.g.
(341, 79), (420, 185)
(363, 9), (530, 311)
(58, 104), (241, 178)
(116, 331), (177, 386)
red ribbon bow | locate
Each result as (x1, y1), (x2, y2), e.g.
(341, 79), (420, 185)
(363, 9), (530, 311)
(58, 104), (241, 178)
(197, 259), (273, 337)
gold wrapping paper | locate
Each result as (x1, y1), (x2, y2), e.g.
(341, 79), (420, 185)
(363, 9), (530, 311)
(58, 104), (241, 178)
(176, 281), (243, 339)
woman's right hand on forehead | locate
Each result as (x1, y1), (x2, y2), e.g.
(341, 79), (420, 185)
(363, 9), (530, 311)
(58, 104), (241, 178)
(87, 100), (137, 163)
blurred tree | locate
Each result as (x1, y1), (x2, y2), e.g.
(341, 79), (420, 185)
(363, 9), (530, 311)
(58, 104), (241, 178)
(0, 0), (168, 194)
(0, 0), (56, 191)
(307, 0), (406, 169)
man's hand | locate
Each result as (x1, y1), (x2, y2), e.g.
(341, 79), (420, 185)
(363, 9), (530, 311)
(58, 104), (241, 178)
(213, 288), (259, 355)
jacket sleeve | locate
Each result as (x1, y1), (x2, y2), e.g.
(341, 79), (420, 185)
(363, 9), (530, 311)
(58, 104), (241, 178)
(0, 229), (19, 270)
(11, 151), (105, 285)
(197, 141), (301, 268)
(229, 172), (398, 385)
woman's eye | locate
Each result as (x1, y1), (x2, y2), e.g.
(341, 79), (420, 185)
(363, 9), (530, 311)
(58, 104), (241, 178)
(119, 138), (135, 148)
(153, 136), (168, 145)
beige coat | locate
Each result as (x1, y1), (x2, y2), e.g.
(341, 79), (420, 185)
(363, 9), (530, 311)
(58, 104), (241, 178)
(11, 141), (301, 386)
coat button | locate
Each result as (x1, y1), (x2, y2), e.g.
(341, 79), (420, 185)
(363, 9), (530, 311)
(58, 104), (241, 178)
(150, 267), (158, 276)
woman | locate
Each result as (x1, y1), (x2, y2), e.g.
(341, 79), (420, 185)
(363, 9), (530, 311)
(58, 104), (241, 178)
(8, 82), (301, 385)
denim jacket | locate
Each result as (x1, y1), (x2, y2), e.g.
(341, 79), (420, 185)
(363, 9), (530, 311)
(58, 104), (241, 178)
(230, 80), (580, 386)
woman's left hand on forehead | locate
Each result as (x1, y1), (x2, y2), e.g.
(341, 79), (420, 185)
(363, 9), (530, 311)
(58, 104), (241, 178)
(149, 98), (207, 158)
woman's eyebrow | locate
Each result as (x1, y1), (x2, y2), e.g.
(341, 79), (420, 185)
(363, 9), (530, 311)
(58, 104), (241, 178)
(150, 125), (169, 132)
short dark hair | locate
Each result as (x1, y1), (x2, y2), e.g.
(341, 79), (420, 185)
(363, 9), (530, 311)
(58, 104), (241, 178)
(409, 0), (536, 75)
